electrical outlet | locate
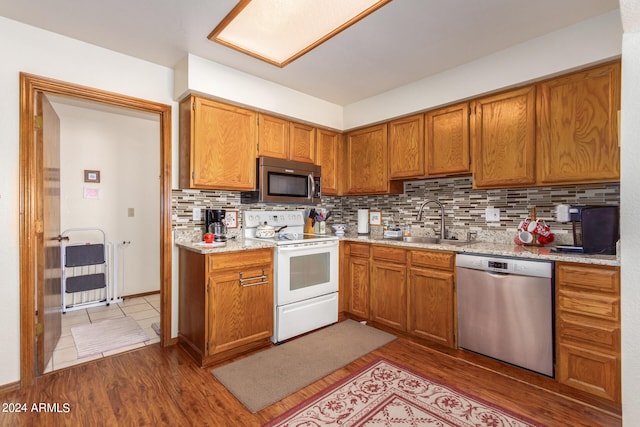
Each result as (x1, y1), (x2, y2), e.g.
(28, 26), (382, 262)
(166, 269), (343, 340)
(485, 207), (500, 222)
(127, 208), (135, 217)
(193, 207), (201, 221)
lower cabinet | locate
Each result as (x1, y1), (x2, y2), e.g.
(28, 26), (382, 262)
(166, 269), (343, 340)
(556, 262), (621, 403)
(343, 243), (455, 348)
(179, 248), (274, 367)
(407, 250), (455, 348)
(370, 246), (407, 330)
(345, 242), (370, 319)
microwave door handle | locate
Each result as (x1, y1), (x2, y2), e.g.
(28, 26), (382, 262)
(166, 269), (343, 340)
(308, 174), (315, 201)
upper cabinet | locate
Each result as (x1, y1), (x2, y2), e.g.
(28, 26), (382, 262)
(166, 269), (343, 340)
(258, 114), (316, 164)
(426, 102), (471, 176)
(179, 96), (257, 190)
(316, 128), (341, 195)
(257, 113), (290, 159)
(388, 114), (425, 179)
(345, 124), (401, 194)
(471, 86), (537, 189)
(289, 122), (316, 163)
(537, 62), (621, 185)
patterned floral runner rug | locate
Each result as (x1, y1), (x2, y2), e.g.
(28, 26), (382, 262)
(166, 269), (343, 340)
(264, 358), (545, 427)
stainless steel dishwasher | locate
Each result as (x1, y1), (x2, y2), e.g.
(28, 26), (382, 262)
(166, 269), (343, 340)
(456, 253), (554, 377)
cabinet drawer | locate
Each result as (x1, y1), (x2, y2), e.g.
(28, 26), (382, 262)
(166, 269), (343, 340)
(372, 245), (406, 263)
(207, 249), (272, 272)
(558, 290), (619, 321)
(348, 242), (370, 258)
(558, 312), (620, 349)
(409, 250), (454, 271)
(557, 342), (619, 402)
(556, 263), (619, 293)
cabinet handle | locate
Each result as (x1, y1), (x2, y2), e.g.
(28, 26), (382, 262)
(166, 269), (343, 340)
(239, 269), (268, 287)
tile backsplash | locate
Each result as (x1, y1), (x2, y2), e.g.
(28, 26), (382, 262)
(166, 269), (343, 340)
(172, 177), (620, 244)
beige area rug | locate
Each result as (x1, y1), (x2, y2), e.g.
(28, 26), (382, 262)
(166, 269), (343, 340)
(212, 320), (396, 413)
(265, 358), (544, 427)
(71, 316), (150, 358)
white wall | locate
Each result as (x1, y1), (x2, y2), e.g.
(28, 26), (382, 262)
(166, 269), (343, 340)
(620, 0), (640, 423)
(343, 10), (623, 129)
(56, 102), (160, 298)
(175, 54), (345, 130)
(0, 16), (176, 386)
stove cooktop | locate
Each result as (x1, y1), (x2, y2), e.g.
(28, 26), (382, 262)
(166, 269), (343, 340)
(244, 210), (338, 245)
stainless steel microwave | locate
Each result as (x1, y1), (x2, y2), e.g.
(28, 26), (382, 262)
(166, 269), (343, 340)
(241, 157), (321, 204)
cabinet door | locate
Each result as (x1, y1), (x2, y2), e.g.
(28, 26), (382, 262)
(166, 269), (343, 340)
(208, 265), (273, 355)
(347, 256), (370, 319)
(258, 113), (289, 159)
(407, 267), (454, 348)
(345, 124), (389, 194)
(370, 261), (407, 330)
(316, 128), (341, 195)
(426, 102), (470, 176)
(388, 114), (424, 179)
(537, 62), (620, 185)
(290, 122), (316, 163)
(184, 97), (257, 190)
(471, 86), (536, 188)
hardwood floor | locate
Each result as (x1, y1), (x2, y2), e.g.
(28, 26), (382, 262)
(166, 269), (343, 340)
(1, 335), (621, 426)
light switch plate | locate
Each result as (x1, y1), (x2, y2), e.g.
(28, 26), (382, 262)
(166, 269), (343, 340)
(485, 207), (500, 222)
(192, 207), (201, 221)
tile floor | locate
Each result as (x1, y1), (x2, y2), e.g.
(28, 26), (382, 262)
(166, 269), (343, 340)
(45, 294), (161, 373)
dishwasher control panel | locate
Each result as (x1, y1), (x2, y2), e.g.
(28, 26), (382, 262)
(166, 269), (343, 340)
(456, 253), (553, 278)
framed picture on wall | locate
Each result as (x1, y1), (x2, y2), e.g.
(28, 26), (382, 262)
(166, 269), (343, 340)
(84, 169), (101, 183)
(369, 210), (382, 226)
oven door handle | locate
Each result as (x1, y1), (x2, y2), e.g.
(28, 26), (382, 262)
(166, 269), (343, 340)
(276, 240), (338, 251)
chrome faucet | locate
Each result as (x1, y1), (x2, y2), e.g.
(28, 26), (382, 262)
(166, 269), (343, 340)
(417, 199), (446, 239)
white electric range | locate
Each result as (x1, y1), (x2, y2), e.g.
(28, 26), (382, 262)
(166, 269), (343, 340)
(244, 210), (339, 343)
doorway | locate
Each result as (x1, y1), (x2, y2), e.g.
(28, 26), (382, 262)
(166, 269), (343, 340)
(19, 73), (173, 386)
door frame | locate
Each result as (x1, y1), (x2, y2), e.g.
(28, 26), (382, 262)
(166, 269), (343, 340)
(19, 73), (174, 387)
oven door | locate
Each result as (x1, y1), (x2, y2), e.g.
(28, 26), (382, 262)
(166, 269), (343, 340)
(275, 240), (338, 306)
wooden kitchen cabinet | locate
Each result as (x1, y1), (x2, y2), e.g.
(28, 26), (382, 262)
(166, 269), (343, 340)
(258, 114), (316, 163)
(388, 114), (425, 179)
(370, 246), (407, 330)
(537, 62), (621, 185)
(407, 250), (456, 348)
(344, 242), (370, 319)
(471, 86), (536, 189)
(316, 128), (341, 195)
(556, 262), (620, 403)
(178, 248), (273, 367)
(179, 96), (257, 190)
(258, 113), (290, 160)
(289, 121), (316, 163)
(426, 102), (470, 176)
(345, 124), (402, 194)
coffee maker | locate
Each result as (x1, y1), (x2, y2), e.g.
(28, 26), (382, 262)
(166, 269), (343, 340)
(555, 205), (619, 255)
(205, 209), (227, 242)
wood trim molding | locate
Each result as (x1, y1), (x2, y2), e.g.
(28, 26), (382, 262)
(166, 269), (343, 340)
(19, 73), (173, 387)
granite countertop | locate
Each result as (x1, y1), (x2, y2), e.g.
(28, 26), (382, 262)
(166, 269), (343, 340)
(337, 234), (620, 267)
(176, 236), (276, 254)
(175, 232), (619, 266)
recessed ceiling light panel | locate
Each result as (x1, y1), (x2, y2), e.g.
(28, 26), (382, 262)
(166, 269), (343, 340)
(209, 0), (391, 67)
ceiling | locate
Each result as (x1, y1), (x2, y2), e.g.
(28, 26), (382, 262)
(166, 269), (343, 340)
(0, 0), (620, 105)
